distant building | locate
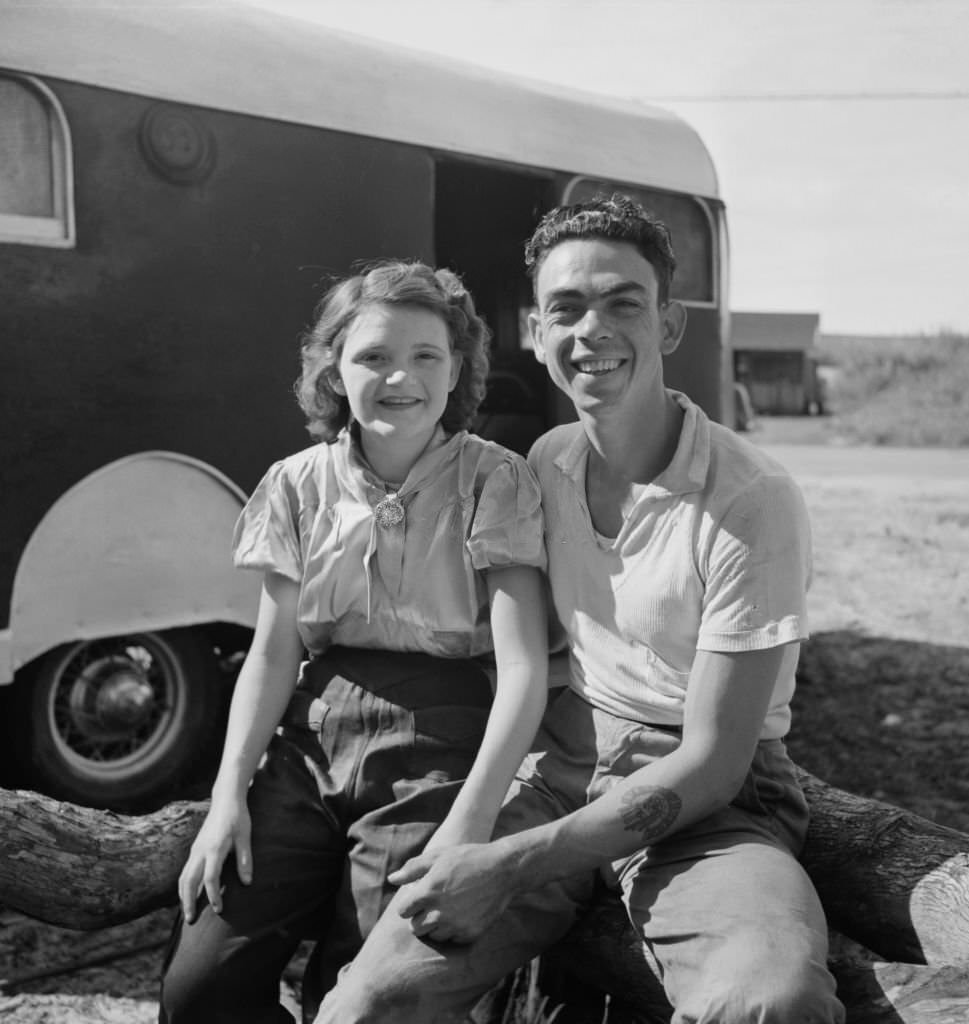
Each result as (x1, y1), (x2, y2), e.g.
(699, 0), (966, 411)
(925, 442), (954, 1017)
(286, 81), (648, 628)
(731, 311), (825, 415)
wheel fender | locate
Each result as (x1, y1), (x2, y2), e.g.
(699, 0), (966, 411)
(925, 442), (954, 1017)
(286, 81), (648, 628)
(9, 451), (261, 676)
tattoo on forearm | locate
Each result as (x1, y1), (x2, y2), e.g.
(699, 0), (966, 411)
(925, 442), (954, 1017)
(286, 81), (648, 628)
(619, 786), (682, 840)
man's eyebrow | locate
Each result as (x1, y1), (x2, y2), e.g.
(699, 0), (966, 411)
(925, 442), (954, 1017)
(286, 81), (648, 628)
(600, 281), (649, 298)
(544, 281), (649, 303)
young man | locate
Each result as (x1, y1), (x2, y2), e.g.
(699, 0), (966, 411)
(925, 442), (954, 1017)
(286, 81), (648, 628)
(314, 195), (845, 1024)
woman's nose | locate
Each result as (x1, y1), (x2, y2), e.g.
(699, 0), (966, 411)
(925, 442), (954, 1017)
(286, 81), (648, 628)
(385, 368), (407, 385)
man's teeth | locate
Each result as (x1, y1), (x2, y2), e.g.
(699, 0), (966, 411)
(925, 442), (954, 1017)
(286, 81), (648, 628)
(575, 359), (622, 374)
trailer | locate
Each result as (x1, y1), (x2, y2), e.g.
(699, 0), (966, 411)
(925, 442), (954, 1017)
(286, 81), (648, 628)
(0, 1), (728, 808)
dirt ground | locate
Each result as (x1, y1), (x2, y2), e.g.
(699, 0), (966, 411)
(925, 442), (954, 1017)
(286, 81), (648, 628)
(2, 417), (968, 1023)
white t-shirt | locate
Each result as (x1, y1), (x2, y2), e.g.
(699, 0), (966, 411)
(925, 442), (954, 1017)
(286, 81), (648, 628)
(527, 391), (811, 740)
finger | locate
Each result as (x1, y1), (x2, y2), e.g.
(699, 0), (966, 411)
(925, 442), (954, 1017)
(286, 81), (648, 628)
(203, 859), (225, 915)
(178, 863), (202, 923)
(395, 884), (431, 920)
(425, 921), (476, 945)
(388, 853), (433, 886)
(414, 923), (456, 943)
(235, 837), (253, 885)
(408, 908), (441, 937)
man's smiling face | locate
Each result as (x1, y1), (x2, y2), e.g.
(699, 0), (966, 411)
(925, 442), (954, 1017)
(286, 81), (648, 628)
(528, 238), (684, 417)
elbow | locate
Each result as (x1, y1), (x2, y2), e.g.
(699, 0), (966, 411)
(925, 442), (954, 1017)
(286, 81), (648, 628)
(693, 772), (744, 815)
(716, 769), (749, 808)
(680, 747), (750, 814)
(492, 666), (547, 727)
(710, 748), (762, 809)
(527, 682), (548, 723)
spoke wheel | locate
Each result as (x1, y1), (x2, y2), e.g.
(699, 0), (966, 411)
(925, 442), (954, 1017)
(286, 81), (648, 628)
(17, 628), (223, 811)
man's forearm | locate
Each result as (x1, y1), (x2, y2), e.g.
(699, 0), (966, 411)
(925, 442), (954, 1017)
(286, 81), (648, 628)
(494, 747), (735, 893)
(497, 647), (785, 892)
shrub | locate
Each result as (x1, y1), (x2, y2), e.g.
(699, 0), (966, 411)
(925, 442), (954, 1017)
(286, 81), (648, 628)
(816, 332), (969, 446)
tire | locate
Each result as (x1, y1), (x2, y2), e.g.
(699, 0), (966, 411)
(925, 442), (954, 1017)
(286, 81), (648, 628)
(15, 627), (223, 811)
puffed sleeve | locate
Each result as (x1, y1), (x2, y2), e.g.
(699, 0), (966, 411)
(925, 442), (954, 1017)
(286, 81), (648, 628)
(698, 473), (811, 651)
(231, 460), (303, 582)
(467, 455), (546, 572)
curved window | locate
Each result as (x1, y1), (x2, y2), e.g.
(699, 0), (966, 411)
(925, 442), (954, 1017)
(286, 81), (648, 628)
(563, 178), (715, 304)
(0, 73), (75, 247)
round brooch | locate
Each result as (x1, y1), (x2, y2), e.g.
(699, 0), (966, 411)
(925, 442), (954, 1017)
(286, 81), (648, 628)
(374, 494), (405, 528)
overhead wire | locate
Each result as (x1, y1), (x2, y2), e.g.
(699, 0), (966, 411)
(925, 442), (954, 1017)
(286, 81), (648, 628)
(648, 90), (969, 102)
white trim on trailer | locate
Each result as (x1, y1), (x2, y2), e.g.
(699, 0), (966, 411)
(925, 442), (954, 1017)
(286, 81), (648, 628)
(7, 451), (260, 679)
(0, 1), (720, 200)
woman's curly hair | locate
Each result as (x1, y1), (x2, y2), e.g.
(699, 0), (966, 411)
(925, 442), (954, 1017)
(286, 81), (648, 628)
(296, 261), (491, 442)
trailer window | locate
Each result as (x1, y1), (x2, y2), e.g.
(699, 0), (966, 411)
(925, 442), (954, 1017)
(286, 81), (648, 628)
(563, 179), (714, 304)
(0, 74), (74, 247)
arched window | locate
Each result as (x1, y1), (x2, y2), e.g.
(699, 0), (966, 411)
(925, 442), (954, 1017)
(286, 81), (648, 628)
(0, 73), (75, 247)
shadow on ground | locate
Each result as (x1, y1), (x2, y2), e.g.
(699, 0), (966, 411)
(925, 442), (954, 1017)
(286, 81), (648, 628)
(790, 631), (969, 834)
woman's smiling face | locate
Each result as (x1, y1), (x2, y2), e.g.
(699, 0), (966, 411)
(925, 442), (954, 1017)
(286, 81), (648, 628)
(335, 303), (461, 447)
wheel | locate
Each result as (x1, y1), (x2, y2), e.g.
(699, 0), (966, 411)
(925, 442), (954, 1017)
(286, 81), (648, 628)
(15, 628), (223, 811)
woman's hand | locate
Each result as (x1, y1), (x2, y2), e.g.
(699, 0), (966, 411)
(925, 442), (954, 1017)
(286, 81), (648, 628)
(177, 792), (252, 922)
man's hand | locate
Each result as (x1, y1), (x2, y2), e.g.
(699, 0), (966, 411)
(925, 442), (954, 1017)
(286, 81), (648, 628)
(389, 842), (516, 944)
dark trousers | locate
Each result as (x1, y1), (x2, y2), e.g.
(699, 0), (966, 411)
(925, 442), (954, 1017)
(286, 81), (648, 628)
(158, 645), (492, 1024)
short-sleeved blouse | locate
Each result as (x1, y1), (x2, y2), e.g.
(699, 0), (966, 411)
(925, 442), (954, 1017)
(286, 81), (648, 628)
(232, 428), (546, 658)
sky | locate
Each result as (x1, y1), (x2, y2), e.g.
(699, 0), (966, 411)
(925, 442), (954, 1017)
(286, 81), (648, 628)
(254, 0), (969, 336)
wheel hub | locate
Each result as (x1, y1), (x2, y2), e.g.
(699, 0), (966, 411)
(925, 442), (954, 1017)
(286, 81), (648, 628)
(69, 656), (158, 739)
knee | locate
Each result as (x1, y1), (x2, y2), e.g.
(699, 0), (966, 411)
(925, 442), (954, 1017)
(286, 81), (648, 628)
(159, 957), (215, 1024)
(158, 935), (196, 1023)
(675, 955), (845, 1024)
(158, 937), (252, 1024)
(314, 970), (424, 1024)
(315, 946), (490, 1024)
(757, 959), (845, 1024)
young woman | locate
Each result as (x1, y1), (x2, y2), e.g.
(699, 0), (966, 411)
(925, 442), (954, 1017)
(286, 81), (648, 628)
(159, 262), (549, 1024)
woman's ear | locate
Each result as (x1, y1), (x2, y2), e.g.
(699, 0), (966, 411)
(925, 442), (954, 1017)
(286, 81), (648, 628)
(448, 351), (463, 391)
(330, 371), (346, 395)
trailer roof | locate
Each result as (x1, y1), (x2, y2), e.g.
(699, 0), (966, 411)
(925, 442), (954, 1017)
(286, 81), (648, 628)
(1, 0), (720, 200)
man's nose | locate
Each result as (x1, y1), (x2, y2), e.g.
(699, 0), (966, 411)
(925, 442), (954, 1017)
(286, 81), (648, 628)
(575, 306), (611, 341)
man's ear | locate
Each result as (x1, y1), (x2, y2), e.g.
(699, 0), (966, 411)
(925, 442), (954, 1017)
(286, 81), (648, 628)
(660, 300), (687, 356)
(528, 310), (548, 365)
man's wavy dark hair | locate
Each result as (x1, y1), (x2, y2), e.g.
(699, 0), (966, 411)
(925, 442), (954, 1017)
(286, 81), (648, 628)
(525, 193), (677, 305)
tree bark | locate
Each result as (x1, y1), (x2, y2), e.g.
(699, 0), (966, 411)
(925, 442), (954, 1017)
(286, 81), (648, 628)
(2, 771), (969, 1023)
(0, 790), (206, 929)
(796, 767), (969, 965)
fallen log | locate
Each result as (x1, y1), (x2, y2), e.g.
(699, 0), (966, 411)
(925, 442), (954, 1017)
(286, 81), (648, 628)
(795, 766), (969, 965)
(0, 791), (206, 929)
(2, 772), (969, 1023)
